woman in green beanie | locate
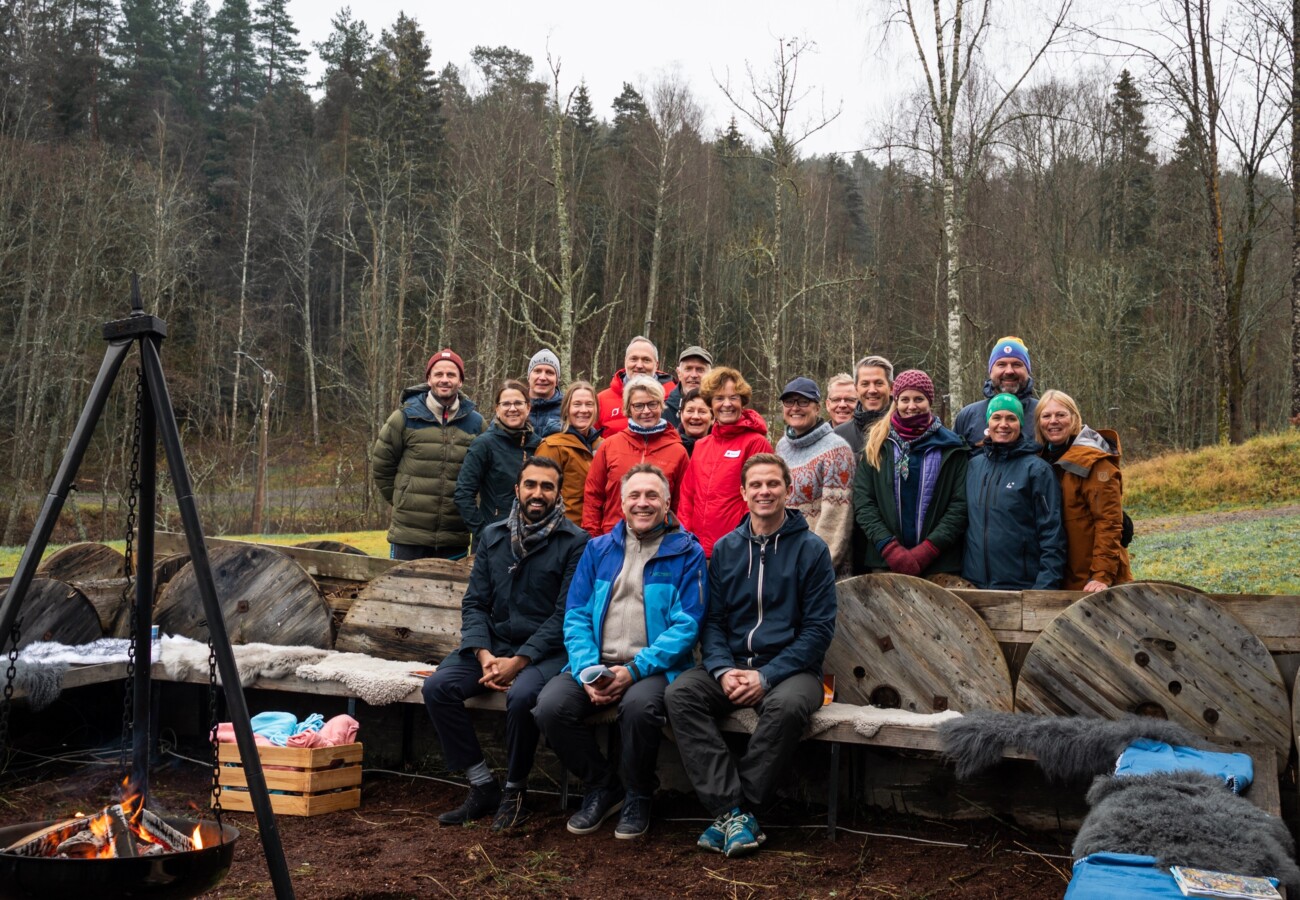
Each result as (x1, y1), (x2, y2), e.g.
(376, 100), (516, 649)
(962, 393), (1066, 589)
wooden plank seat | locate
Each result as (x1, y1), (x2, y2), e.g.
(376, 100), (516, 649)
(13, 661), (1281, 829)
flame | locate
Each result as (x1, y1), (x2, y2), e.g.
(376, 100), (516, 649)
(191, 825), (204, 850)
(87, 811), (114, 858)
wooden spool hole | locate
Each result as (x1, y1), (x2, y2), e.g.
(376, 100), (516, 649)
(870, 686), (901, 709)
(1134, 702), (1167, 719)
(1168, 681), (1182, 695)
(852, 666), (867, 679)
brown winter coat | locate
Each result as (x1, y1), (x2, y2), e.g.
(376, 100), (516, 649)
(1049, 426), (1132, 590)
(535, 428), (604, 527)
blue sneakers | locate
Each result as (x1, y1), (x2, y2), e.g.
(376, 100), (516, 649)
(722, 809), (764, 858)
(697, 811), (731, 852)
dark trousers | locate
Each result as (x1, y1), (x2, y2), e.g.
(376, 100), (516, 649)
(665, 666), (823, 817)
(391, 542), (467, 561)
(422, 660), (546, 784)
(533, 672), (669, 797)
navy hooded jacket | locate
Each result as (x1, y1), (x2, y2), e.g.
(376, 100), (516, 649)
(962, 435), (1066, 590)
(701, 508), (838, 689)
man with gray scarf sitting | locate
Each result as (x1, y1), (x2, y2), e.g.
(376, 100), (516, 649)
(422, 456), (588, 831)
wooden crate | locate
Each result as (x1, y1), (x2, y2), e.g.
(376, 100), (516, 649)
(215, 742), (362, 817)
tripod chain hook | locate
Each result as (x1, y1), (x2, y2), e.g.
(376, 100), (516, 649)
(119, 367), (144, 775)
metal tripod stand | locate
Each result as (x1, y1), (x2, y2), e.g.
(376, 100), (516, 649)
(0, 290), (295, 899)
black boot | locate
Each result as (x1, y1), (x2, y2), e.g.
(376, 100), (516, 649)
(438, 780), (501, 826)
(491, 787), (531, 832)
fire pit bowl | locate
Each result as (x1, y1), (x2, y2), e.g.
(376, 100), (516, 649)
(0, 817), (238, 900)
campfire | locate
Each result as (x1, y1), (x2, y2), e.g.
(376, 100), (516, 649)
(1, 783), (205, 861)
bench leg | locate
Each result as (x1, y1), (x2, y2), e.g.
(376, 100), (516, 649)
(400, 705), (415, 767)
(826, 742), (841, 840)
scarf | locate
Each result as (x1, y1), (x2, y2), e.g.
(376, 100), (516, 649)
(495, 417), (533, 445)
(426, 392), (460, 423)
(785, 417), (823, 441)
(1042, 434), (1074, 465)
(889, 414), (939, 482)
(626, 418), (668, 437)
(507, 498), (566, 568)
(567, 423), (602, 453)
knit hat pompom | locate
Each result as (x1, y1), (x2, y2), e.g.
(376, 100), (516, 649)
(891, 369), (935, 405)
(988, 336), (1031, 375)
(528, 349), (561, 375)
(986, 392), (1024, 424)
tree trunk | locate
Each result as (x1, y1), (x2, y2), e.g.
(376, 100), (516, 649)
(231, 122), (258, 441)
(1292, 0), (1300, 424)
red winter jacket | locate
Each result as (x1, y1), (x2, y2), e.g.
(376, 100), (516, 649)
(596, 369), (677, 435)
(678, 408), (773, 556)
(581, 423), (690, 537)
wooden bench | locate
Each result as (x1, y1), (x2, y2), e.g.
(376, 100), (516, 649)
(12, 661), (1281, 835)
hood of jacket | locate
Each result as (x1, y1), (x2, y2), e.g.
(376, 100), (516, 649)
(980, 375), (1037, 401)
(980, 433), (1042, 461)
(712, 407), (770, 441)
(530, 390), (563, 415)
(483, 417), (535, 447)
(544, 427), (601, 455)
(400, 387), (477, 424)
(606, 368), (675, 398)
(1056, 426), (1121, 477)
(737, 505), (810, 546)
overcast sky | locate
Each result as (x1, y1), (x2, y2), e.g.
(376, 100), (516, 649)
(283, 1), (1176, 158)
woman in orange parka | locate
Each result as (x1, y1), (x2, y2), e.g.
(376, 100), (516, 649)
(580, 375), (689, 537)
(678, 367), (774, 557)
(1035, 389), (1132, 591)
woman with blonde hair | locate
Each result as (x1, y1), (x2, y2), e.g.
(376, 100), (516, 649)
(852, 370), (968, 576)
(581, 375), (689, 536)
(535, 381), (603, 526)
(1035, 389), (1132, 591)
(678, 366), (773, 557)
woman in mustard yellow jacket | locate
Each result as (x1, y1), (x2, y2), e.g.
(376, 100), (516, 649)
(535, 381), (603, 527)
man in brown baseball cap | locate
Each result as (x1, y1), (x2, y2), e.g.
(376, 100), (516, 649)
(371, 349), (485, 560)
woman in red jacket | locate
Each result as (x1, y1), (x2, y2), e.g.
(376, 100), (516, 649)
(581, 375), (690, 536)
(678, 367), (773, 556)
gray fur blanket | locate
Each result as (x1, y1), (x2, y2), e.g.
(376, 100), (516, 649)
(1074, 770), (1299, 893)
(938, 710), (1209, 782)
(14, 638), (134, 711)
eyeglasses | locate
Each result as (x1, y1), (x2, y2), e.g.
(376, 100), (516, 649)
(498, 400), (528, 409)
(781, 397), (814, 409)
(829, 397), (855, 405)
(630, 401), (663, 413)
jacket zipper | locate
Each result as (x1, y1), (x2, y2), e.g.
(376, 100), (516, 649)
(980, 454), (1000, 583)
(744, 537), (767, 666)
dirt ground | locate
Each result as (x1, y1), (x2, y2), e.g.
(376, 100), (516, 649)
(0, 758), (1075, 900)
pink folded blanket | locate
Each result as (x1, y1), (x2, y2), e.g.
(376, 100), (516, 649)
(213, 723), (274, 746)
(287, 714), (359, 748)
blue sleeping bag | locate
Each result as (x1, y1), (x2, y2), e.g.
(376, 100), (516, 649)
(1115, 738), (1254, 794)
(1065, 853), (1186, 899)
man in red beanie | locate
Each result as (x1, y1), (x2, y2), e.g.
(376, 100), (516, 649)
(371, 349), (485, 560)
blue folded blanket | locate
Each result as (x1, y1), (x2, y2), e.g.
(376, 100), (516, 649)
(1115, 738), (1253, 793)
(1065, 854), (1188, 899)
(249, 711), (300, 747)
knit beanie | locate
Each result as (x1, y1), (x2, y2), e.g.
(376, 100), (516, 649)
(988, 336), (1031, 375)
(891, 370), (935, 404)
(426, 348), (465, 380)
(986, 392), (1024, 424)
(529, 349), (561, 375)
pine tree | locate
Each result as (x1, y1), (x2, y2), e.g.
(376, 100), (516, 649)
(1101, 70), (1157, 255)
(611, 81), (647, 144)
(315, 6), (371, 145)
(210, 0), (260, 109)
(253, 0), (305, 92)
(113, 0), (174, 135)
(569, 82), (595, 137)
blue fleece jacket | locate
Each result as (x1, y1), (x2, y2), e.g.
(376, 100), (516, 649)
(562, 517), (706, 684)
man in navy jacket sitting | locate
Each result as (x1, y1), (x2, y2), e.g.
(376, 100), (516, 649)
(665, 453), (837, 858)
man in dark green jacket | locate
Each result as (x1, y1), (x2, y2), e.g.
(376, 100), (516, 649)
(371, 349), (484, 560)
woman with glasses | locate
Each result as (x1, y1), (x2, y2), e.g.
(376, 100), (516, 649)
(581, 375), (690, 537)
(852, 370), (969, 577)
(455, 380), (542, 539)
(678, 367), (774, 557)
(536, 381), (604, 527)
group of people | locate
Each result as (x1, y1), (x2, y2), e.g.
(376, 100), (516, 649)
(370, 332), (1132, 856)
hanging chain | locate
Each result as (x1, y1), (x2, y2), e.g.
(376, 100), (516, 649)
(208, 636), (224, 825)
(118, 368), (144, 776)
(0, 618), (21, 764)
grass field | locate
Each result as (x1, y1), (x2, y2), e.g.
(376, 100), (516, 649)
(1127, 512), (1300, 594)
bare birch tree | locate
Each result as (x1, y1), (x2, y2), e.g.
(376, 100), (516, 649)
(887, 0), (1069, 406)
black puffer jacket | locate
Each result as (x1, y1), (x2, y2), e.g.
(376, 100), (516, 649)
(454, 420), (542, 537)
(371, 388), (485, 550)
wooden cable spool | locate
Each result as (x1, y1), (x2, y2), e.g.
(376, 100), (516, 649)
(293, 540), (367, 556)
(1015, 582), (1292, 766)
(9, 578), (103, 648)
(335, 557), (472, 662)
(824, 574), (1013, 712)
(37, 542), (124, 583)
(153, 544), (333, 647)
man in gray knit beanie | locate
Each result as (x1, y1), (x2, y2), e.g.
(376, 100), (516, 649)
(526, 349), (563, 438)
